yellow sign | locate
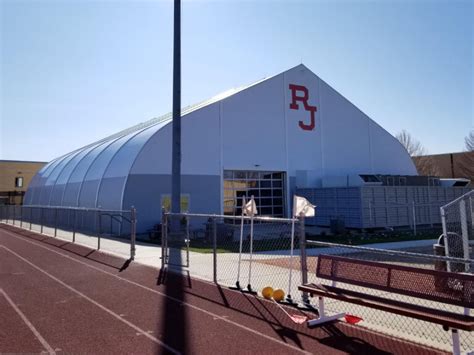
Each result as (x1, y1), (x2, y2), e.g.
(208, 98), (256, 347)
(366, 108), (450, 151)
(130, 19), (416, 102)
(161, 194), (190, 212)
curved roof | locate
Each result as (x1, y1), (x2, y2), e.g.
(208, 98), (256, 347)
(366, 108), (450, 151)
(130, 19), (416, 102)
(24, 119), (171, 210)
(25, 64), (417, 213)
(23, 73), (264, 210)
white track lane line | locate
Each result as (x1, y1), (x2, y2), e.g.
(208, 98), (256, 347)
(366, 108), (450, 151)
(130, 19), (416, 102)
(0, 245), (181, 355)
(1, 288), (56, 355)
(0, 228), (312, 355)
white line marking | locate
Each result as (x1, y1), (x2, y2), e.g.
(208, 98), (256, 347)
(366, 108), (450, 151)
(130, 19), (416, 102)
(0, 245), (180, 355)
(0, 228), (311, 354)
(0, 288), (56, 355)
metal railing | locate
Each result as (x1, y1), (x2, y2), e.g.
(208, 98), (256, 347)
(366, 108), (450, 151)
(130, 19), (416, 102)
(3, 204), (472, 352)
(303, 239), (474, 353)
(441, 190), (474, 265)
(160, 210), (474, 353)
(0, 204), (137, 260)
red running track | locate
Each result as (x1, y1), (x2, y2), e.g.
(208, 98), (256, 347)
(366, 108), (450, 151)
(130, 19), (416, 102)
(0, 224), (446, 354)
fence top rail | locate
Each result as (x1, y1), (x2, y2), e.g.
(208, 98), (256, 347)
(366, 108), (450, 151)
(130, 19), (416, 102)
(15, 205), (132, 213)
(440, 190), (474, 210)
(306, 240), (474, 265)
(165, 212), (298, 223)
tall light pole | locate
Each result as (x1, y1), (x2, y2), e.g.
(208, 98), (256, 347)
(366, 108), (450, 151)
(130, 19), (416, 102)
(171, 0), (181, 224)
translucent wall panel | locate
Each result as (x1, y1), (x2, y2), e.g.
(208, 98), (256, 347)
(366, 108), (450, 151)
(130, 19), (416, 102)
(39, 151), (82, 206)
(24, 158), (59, 205)
(49, 144), (101, 206)
(33, 155), (73, 205)
(97, 123), (166, 209)
(62, 140), (118, 206)
(78, 132), (138, 208)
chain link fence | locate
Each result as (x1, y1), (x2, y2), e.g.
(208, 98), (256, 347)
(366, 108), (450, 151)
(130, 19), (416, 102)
(3, 205), (472, 352)
(0, 205), (137, 260)
(304, 240), (473, 353)
(162, 211), (473, 353)
(162, 212), (301, 299)
(441, 190), (474, 266)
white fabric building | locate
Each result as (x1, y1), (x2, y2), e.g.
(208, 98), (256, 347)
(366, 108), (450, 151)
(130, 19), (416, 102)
(25, 64), (416, 232)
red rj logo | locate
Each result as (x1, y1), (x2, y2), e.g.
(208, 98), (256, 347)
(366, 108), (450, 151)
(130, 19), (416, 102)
(289, 84), (317, 131)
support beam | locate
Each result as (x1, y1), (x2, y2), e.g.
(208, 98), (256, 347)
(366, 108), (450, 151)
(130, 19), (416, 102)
(171, 0), (181, 227)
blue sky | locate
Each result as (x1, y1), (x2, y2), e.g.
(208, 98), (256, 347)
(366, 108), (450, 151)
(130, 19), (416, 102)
(1, 0), (472, 162)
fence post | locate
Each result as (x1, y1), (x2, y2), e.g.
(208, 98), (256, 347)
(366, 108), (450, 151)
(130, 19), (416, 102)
(72, 209), (76, 243)
(20, 206), (23, 228)
(12, 206), (16, 226)
(130, 207), (137, 261)
(161, 209), (167, 269)
(460, 200), (469, 266)
(97, 210), (101, 250)
(299, 214), (309, 305)
(470, 195), (474, 235)
(412, 200), (416, 236)
(185, 214), (190, 267)
(54, 208), (58, 237)
(213, 216), (217, 283)
(29, 207), (32, 230)
(440, 206), (452, 271)
(40, 208), (44, 234)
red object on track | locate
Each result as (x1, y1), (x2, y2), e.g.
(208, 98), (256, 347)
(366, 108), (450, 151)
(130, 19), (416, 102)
(345, 314), (363, 324)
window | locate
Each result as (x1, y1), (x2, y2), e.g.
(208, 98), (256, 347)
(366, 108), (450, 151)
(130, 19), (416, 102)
(223, 170), (286, 218)
(15, 177), (23, 188)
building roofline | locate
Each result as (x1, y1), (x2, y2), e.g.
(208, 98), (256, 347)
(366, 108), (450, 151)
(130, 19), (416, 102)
(56, 64), (308, 160)
(0, 159), (48, 164)
(413, 151), (474, 158)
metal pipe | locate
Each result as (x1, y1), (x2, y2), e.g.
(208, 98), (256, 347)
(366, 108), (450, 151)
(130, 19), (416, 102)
(442, 190), (474, 209)
(299, 215), (309, 304)
(40, 208), (44, 234)
(213, 217), (217, 283)
(165, 212), (297, 223)
(97, 211), (101, 250)
(171, 0), (182, 231)
(72, 209), (76, 243)
(306, 239), (473, 264)
(130, 207), (136, 261)
(54, 208), (58, 237)
(161, 209), (166, 269)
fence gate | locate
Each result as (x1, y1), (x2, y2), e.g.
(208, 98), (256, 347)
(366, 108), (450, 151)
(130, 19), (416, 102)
(161, 213), (190, 268)
(441, 190), (474, 271)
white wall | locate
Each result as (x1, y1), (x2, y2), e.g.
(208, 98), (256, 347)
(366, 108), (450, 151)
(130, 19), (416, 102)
(131, 103), (221, 175)
(221, 74), (287, 171)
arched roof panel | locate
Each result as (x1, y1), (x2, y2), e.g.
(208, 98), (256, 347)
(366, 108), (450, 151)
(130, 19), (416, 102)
(61, 139), (120, 206)
(34, 154), (73, 205)
(49, 143), (102, 206)
(97, 121), (168, 209)
(24, 158), (60, 205)
(38, 153), (78, 205)
(77, 131), (140, 207)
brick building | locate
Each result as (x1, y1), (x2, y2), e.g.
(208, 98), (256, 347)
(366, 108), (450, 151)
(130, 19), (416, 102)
(413, 151), (474, 186)
(0, 160), (47, 205)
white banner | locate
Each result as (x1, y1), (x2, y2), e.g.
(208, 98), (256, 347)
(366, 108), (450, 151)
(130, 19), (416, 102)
(293, 195), (316, 217)
(243, 197), (258, 216)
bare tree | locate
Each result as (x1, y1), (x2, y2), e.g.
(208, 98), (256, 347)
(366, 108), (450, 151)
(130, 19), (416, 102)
(396, 129), (426, 156)
(465, 130), (474, 152)
(457, 130), (474, 179)
(396, 130), (439, 176)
